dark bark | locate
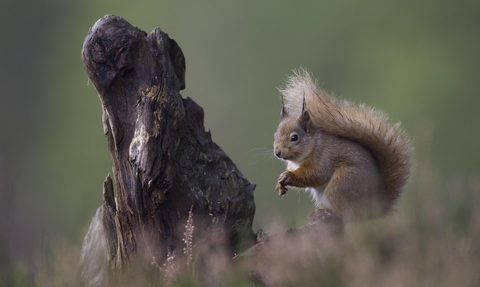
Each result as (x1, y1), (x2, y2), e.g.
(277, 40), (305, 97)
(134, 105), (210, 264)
(81, 14), (256, 279)
(80, 15), (346, 287)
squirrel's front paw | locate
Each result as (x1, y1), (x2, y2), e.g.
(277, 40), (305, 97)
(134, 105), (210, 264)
(276, 171), (292, 196)
(275, 181), (287, 197)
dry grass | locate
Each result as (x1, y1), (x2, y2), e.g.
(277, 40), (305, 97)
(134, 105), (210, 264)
(8, 159), (480, 287)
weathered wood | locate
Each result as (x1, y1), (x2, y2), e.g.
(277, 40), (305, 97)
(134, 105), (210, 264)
(81, 14), (256, 283)
(80, 15), (348, 287)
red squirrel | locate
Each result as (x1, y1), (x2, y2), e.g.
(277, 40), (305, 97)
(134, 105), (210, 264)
(274, 70), (412, 223)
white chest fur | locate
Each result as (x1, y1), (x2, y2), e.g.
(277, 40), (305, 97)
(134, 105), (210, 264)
(286, 160), (300, 171)
(309, 187), (332, 209)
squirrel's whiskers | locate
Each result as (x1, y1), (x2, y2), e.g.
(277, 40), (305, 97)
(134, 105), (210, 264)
(245, 147), (276, 164)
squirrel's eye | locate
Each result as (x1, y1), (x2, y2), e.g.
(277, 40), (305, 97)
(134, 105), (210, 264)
(290, 134), (298, 142)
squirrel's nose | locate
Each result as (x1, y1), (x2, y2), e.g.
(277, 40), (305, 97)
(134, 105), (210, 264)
(274, 149), (281, 158)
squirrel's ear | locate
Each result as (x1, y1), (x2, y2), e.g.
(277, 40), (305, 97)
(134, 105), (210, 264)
(280, 96), (289, 119)
(300, 96), (311, 132)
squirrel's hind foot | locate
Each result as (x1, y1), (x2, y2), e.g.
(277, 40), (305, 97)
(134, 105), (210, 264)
(309, 209), (342, 226)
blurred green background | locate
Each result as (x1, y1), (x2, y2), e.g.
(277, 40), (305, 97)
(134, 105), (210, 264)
(1, 0), (479, 283)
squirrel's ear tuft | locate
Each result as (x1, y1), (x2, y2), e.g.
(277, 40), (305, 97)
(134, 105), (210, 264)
(300, 96), (311, 132)
(280, 95), (289, 119)
(300, 109), (311, 133)
(301, 95), (306, 114)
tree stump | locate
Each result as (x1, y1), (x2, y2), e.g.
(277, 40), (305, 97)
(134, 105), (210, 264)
(80, 15), (346, 287)
(80, 14), (256, 285)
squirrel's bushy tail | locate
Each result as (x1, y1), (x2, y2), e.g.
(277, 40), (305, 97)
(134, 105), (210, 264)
(279, 69), (413, 214)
